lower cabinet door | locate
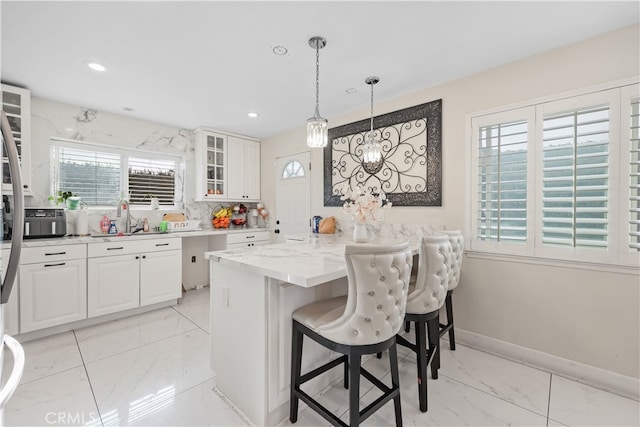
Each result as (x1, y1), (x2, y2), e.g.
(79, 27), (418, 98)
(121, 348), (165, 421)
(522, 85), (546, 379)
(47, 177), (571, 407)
(19, 258), (87, 333)
(140, 250), (182, 306)
(88, 254), (140, 318)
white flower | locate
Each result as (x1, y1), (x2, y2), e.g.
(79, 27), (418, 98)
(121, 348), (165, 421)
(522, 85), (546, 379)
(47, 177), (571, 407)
(340, 185), (391, 224)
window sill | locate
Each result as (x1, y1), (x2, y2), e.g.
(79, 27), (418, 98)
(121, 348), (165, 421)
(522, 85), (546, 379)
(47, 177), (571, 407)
(465, 250), (639, 276)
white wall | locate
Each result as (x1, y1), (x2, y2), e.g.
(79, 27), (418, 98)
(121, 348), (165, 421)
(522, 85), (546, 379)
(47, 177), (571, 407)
(260, 24), (640, 378)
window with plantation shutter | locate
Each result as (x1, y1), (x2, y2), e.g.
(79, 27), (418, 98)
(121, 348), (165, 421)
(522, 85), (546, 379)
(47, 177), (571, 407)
(541, 105), (610, 249)
(629, 96), (640, 252)
(469, 81), (639, 268)
(51, 138), (183, 208)
(53, 146), (121, 205)
(476, 120), (528, 243)
(128, 157), (176, 205)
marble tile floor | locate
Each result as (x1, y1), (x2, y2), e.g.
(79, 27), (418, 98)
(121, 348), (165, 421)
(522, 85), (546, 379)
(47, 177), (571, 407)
(4, 287), (639, 426)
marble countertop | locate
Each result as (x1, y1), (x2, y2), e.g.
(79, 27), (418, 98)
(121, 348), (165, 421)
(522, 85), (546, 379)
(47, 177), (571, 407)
(204, 234), (418, 288)
(2, 227), (270, 249)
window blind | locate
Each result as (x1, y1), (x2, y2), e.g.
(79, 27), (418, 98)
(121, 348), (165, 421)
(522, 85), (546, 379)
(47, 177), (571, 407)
(630, 97), (640, 251)
(476, 120), (528, 242)
(128, 157), (176, 205)
(55, 147), (121, 205)
(541, 105), (609, 248)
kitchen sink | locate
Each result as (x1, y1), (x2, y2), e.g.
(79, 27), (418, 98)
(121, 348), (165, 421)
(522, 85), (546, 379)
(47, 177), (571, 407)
(90, 231), (169, 237)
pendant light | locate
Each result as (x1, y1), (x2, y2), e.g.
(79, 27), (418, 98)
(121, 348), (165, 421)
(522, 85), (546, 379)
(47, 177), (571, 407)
(362, 76), (382, 173)
(307, 36), (328, 148)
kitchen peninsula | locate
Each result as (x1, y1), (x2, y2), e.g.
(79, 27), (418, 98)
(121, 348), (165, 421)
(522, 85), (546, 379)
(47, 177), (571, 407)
(204, 234), (419, 426)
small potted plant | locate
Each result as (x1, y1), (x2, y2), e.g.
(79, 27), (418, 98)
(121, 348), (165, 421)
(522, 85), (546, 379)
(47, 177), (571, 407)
(48, 191), (80, 209)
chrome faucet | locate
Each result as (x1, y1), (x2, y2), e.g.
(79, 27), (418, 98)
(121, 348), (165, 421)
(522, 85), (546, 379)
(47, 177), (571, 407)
(116, 198), (131, 234)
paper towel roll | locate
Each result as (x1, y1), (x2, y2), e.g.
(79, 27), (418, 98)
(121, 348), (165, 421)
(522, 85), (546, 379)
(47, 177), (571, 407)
(76, 209), (89, 236)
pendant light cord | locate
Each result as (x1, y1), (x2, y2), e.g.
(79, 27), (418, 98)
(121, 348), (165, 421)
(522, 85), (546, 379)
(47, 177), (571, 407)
(315, 44), (321, 116)
(369, 82), (374, 138)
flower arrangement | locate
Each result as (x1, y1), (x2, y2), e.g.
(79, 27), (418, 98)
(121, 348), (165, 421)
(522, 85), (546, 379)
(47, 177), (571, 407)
(340, 185), (392, 223)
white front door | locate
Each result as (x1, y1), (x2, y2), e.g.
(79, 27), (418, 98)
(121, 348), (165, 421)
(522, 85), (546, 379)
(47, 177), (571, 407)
(275, 152), (311, 238)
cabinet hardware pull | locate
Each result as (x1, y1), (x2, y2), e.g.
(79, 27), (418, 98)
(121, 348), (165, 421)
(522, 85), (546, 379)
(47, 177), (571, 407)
(44, 262), (65, 268)
(107, 247), (124, 250)
(135, 256), (139, 259)
(45, 251), (66, 256)
(246, 235), (255, 239)
(142, 255), (147, 259)
(155, 243), (170, 246)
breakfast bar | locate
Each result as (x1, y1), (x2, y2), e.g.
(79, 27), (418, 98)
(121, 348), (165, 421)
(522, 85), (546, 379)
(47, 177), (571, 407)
(204, 235), (418, 426)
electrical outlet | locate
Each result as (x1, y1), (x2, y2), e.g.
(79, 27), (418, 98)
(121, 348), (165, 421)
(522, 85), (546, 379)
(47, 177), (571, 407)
(191, 256), (196, 263)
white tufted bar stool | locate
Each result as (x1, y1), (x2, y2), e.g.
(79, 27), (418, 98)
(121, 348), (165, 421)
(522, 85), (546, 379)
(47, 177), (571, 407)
(438, 230), (464, 351)
(290, 241), (413, 427)
(396, 234), (451, 412)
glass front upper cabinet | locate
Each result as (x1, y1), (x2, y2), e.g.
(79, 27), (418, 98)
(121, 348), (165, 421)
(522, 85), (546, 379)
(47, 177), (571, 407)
(1, 83), (32, 195)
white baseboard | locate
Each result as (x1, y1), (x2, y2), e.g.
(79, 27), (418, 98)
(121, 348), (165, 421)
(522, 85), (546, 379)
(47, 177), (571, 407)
(454, 328), (640, 401)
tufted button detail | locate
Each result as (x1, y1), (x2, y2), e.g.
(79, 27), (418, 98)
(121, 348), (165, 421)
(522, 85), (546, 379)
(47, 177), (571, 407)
(353, 330), (358, 335)
(368, 291), (375, 296)
(364, 317), (371, 322)
(375, 331), (380, 336)
(386, 316), (390, 321)
(388, 289), (392, 295)
(377, 304), (382, 309)
(432, 292), (437, 297)
(380, 276), (385, 281)
(370, 262), (376, 268)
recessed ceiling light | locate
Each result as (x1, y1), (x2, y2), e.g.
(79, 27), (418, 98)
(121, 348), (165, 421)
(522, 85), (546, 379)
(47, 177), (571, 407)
(346, 88), (358, 94)
(247, 112), (260, 118)
(272, 46), (288, 56)
(84, 61), (107, 72)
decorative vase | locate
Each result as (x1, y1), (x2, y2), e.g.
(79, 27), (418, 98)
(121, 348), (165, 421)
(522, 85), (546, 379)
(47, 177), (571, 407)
(353, 221), (369, 243)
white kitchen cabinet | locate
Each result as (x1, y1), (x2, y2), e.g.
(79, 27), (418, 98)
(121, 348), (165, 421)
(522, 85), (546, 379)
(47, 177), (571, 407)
(87, 253), (140, 318)
(1, 248), (19, 335)
(87, 238), (182, 318)
(227, 230), (271, 249)
(19, 244), (87, 333)
(1, 83), (32, 195)
(227, 136), (260, 201)
(140, 249), (182, 306)
(194, 128), (260, 202)
(195, 129), (228, 201)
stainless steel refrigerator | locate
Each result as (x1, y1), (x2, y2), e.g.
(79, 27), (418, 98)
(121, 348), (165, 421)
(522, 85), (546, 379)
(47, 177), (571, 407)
(0, 110), (25, 420)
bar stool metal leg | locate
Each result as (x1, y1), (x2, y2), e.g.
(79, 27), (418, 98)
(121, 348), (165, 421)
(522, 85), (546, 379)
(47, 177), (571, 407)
(389, 343), (403, 427)
(348, 352), (361, 427)
(290, 322), (303, 423)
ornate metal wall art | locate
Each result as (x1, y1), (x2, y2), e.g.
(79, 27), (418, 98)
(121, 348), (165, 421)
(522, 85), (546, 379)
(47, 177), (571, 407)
(324, 99), (442, 206)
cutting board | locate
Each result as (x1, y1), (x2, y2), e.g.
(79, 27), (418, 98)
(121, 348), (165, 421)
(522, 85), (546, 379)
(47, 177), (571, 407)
(163, 213), (186, 222)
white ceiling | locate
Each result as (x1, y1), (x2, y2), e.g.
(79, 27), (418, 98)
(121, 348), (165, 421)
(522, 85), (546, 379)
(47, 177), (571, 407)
(1, 1), (638, 139)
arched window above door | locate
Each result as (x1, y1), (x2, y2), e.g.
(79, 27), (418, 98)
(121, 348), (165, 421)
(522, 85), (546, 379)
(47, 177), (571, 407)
(282, 160), (305, 179)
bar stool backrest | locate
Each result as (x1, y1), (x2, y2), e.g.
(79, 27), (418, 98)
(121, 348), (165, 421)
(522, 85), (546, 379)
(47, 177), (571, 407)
(315, 241), (413, 346)
(406, 235), (452, 315)
(440, 230), (464, 291)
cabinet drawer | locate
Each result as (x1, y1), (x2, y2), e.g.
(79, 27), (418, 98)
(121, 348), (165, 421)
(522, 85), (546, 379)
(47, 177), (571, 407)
(21, 244), (87, 264)
(88, 237), (182, 258)
(227, 231), (270, 245)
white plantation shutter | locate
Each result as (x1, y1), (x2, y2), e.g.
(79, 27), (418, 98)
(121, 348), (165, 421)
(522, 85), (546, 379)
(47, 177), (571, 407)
(476, 119), (528, 243)
(128, 157), (176, 205)
(629, 96), (640, 252)
(53, 146), (121, 205)
(541, 105), (610, 249)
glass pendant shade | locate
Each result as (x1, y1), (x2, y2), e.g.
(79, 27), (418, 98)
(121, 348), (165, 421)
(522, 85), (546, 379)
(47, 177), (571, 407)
(363, 135), (381, 164)
(307, 116), (328, 148)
